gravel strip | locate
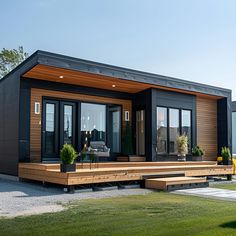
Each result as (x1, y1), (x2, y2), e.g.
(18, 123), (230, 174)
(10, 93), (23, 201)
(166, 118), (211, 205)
(0, 179), (151, 218)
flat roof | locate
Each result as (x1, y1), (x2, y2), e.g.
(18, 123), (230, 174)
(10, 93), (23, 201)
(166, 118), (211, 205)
(0, 50), (232, 98)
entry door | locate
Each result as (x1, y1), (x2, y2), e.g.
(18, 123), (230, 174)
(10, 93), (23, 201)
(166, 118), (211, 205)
(108, 105), (122, 154)
(136, 110), (145, 155)
(42, 100), (76, 161)
(42, 100), (59, 160)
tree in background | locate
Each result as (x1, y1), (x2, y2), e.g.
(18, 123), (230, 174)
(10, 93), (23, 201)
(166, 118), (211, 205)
(0, 46), (28, 79)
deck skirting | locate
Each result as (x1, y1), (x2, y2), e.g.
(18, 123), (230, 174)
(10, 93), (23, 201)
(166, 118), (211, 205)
(18, 162), (233, 187)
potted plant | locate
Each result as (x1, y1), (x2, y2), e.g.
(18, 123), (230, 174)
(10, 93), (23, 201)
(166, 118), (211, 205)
(176, 135), (188, 162)
(192, 145), (205, 161)
(221, 147), (232, 165)
(60, 144), (78, 172)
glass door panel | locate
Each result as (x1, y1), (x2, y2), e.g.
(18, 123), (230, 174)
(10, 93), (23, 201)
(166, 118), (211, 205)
(108, 106), (121, 154)
(43, 100), (59, 159)
(60, 102), (76, 148)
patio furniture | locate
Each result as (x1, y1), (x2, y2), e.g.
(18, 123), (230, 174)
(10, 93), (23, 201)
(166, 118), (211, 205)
(88, 141), (110, 159)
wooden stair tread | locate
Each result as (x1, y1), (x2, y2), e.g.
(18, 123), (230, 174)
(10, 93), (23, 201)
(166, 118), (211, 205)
(145, 176), (207, 190)
(146, 176), (206, 185)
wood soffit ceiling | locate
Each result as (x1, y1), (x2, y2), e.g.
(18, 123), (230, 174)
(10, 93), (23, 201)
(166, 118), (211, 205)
(22, 64), (222, 99)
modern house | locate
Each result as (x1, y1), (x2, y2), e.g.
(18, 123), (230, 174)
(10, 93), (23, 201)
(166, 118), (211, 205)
(0, 50), (232, 178)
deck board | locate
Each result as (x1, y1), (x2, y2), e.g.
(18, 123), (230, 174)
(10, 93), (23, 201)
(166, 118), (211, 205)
(18, 162), (233, 186)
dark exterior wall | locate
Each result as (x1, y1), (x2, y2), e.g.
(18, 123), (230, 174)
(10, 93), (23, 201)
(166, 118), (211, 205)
(232, 101), (236, 112)
(218, 96), (232, 155)
(0, 74), (20, 175)
(133, 89), (153, 161)
(19, 80), (31, 162)
(133, 88), (196, 161)
(152, 89), (196, 161)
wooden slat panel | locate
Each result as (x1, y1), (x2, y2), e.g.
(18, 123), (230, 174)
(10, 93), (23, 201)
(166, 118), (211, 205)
(23, 64), (222, 99)
(145, 177), (206, 190)
(18, 162), (233, 186)
(30, 88), (132, 162)
(196, 97), (218, 161)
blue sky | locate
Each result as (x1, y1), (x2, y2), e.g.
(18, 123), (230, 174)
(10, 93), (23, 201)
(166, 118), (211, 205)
(1, 0), (236, 99)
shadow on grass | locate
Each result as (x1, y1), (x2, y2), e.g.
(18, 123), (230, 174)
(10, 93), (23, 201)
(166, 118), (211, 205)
(220, 221), (236, 229)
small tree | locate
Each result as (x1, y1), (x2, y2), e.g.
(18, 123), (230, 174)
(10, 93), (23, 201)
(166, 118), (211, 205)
(0, 46), (28, 79)
(122, 121), (133, 156)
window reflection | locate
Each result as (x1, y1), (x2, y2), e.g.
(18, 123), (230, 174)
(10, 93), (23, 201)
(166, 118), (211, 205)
(182, 110), (191, 151)
(64, 105), (72, 144)
(45, 103), (55, 154)
(169, 109), (180, 154)
(157, 107), (167, 154)
(81, 103), (106, 148)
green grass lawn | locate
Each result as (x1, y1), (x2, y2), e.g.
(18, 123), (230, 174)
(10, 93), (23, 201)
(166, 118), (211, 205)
(1, 192), (236, 236)
(211, 182), (236, 190)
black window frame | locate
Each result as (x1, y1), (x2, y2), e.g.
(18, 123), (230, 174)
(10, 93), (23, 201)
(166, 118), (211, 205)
(156, 106), (193, 156)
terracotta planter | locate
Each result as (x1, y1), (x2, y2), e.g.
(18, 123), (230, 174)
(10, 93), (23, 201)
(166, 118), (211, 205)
(60, 163), (76, 172)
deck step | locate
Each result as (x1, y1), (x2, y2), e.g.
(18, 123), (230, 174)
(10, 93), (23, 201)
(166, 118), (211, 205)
(145, 176), (208, 191)
(117, 156), (146, 162)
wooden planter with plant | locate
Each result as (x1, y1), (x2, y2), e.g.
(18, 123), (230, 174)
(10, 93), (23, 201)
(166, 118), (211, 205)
(176, 135), (188, 162)
(60, 144), (78, 172)
(192, 146), (205, 161)
(221, 147), (232, 165)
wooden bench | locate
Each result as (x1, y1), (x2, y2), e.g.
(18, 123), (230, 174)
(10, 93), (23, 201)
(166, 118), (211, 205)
(145, 176), (208, 191)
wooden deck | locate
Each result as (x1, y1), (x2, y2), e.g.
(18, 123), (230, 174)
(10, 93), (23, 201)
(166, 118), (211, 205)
(18, 161), (233, 187)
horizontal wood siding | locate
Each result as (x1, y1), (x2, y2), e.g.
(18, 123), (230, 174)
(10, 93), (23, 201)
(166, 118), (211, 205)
(30, 88), (132, 162)
(196, 97), (217, 161)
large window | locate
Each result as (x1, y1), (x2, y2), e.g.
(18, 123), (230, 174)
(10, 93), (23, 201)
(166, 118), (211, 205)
(157, 107), (192, 155)
(169, 109), (180, 154)
(182, 110), (191, 152)
(157, 107), (167, 154)
(81, 103), (106, 149)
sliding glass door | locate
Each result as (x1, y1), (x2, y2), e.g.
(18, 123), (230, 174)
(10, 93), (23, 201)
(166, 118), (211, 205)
(108, 105), (121, 154)
(42, 99), (122, 161)
(42, 100), (76, 161)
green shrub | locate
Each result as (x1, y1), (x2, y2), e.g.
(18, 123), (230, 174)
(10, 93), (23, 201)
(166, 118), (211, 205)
(221, 147), (232, 161)
(192, 146), (205, 156)
(60, 144), (78, 164)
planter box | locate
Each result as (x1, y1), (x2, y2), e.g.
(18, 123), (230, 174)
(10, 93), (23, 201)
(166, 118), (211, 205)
(60, 163), (76, 172)
(191, 156), (203, 161)
(223, 160), (233, 165)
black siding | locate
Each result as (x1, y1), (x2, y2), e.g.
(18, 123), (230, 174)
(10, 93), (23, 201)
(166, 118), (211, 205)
(19, 80), (31, 162)
(218, 96), (232, 155)
(0, 74), (20, 175)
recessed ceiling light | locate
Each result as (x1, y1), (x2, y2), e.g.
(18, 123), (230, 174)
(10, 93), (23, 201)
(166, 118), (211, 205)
(59, 75), (64, 79)
(112, 84), (116, 88)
